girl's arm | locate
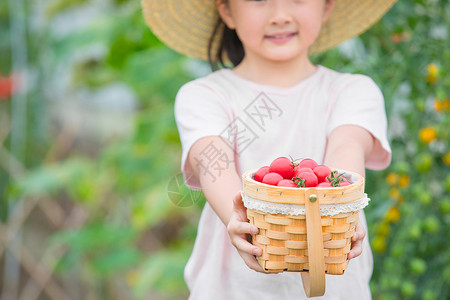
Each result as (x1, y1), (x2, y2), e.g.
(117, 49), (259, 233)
(187, 136), (239, 225)
(323, 125), (374, 177)
(187, 136), (265, 272)
(323, 124), (375, 259)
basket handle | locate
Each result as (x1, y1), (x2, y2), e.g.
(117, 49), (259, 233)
(301, 190), (326, 297)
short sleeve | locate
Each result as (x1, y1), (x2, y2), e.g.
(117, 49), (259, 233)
(174, 80), (232, 190)
(327, 75), (392, 170)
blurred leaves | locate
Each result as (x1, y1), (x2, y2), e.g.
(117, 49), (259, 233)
(13, 158), (95, 198)
(46, 0), (90, 18)
(50, 222), (140, 278)
(132, 245), (190, 298)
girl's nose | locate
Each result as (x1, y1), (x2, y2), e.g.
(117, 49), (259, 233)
(268, 1), (293, 25)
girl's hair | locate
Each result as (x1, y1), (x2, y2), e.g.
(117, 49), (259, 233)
(208, 17), (244, 70)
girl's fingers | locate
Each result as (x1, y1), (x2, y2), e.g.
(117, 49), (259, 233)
(352, 222), (366, 242)
(232, 192), (280, 274)
(348, 222), (366, 259)
(240, 251), (280, 274)
(232, 192), (250, 221)
(229, 194), (281, 274)
(230, 233), (262, 257)
(228, 219), (259, 235)
(348, 239), (363, 260)
(239, 251), (266, 273)
(233, 192), (247, 215)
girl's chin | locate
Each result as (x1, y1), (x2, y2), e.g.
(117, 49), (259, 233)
(264, 52), (307, 64)
(244, 48), (309, 64)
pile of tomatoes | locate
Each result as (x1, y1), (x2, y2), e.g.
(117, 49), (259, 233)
(253, 157), (352, 188)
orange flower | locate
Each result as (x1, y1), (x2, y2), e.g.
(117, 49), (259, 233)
(419, 127), (438, 144)
(398, 175), (410, 188)
(390, 33), (403, 44)
(434, 99), (450, 112)
(386, 173), (399, 185)
(434, 99), (443, 112)
(390, 31), (411, 43)
(442, 99), (450, 111)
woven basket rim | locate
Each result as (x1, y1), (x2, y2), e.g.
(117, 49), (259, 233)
(244, 168), (361, 188)
(242, 168), (365, 205)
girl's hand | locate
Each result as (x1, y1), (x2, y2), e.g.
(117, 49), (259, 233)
(227, 192), (266, 273)
(228, 191), (365, 271)
(347, 221), (366, 260)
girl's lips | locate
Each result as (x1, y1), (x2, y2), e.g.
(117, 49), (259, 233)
(265, 32), (297, 44)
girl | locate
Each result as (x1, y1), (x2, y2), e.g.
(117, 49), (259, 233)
(143, 0), (395, 299)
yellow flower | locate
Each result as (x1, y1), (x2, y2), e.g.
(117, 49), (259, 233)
(385, 206), (401, 223)
(419, 127), (438, 144)
(398, 175), (410, 188)
(386, 173), (399, 185)
(444, 152), (450, 167)
(372, 236), (387, 253)
(377, 222), (390, 238)
(427, 63), (439, 76)
(389, 188), (401, 201)
(426, 74), (437, 83)
(389, 188), (405, 203)
(426, 64), (439, 83)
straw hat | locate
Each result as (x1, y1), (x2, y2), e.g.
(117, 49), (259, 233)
(142, 0), (397, 62)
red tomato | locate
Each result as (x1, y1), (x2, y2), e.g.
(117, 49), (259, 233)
(339, 181), (351, 187)
(277, 179), (297, 187)
(313, 165), (331, 183)
(254, 166), (270, 182)
(262, 172), (284, 186)
(317, 182), (332, 188)
(294, 167), (314, 177)
(294, 172), (318, 187)
(269, 157), (295, 179)
(297, 158), (319, 170)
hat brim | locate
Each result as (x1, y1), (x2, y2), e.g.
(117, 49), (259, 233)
(142, 0), (397, 62)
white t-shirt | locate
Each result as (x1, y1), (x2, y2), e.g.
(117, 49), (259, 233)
(174, 65), (391, 300)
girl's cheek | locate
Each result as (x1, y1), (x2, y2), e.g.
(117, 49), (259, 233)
(300, 14), (325, 42)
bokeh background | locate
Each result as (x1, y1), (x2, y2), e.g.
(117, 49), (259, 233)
(0, 0), (449, 299)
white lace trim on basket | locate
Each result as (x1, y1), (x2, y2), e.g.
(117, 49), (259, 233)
(241, 192), (370, 217)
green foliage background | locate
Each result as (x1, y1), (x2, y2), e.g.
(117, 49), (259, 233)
(0, 0), (449, 299)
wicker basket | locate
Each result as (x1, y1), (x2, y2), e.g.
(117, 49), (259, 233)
(242, 169), (365, 297)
